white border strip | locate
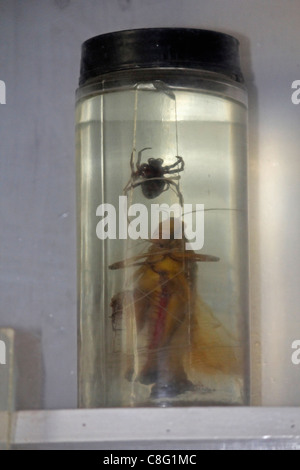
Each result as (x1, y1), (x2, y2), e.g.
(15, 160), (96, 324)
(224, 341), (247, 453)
(12, 408), (300, 449)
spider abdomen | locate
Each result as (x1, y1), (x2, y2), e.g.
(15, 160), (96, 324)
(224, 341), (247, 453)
(141, 178), (166, 199)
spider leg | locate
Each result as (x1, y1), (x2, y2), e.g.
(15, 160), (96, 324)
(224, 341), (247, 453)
(164, 156), (183, 171)
(161, 181), (170, 194)
(130, 148), (136, 173)
(123, 178), (132, 195)
(164, 177), (184, 206)
(124, 148), (140, 195)
(124, 180), (145, 194)
(137, 147), (152, 169)
(125, 176), (170, 196)
(164, 156), (185, 174)
(141, 176), (180, 182)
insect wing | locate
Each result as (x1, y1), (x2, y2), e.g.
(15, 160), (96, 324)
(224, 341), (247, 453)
(184, 296), (242, 387)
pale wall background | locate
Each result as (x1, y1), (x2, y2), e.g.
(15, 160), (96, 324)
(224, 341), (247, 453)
(0, 0), (300, 409)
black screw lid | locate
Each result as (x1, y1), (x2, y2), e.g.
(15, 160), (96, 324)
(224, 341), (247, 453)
(79, 28), (244, 86)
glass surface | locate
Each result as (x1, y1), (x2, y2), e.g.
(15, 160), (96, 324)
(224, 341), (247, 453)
(76, 74), (248, 407)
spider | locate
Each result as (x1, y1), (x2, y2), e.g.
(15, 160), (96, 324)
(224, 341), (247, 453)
(124, 148), (185, 205)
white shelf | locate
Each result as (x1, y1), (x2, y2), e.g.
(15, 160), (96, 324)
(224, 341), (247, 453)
(2, 408), (300, 450)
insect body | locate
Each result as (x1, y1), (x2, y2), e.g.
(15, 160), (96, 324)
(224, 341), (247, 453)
(124, 148), (185, 204)
(109, 218), (240, 399)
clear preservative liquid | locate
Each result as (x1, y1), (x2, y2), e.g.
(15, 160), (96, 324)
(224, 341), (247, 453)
(76, 29), (249, 407)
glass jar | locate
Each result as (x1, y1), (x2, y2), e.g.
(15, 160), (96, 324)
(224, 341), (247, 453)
(76, 28), (249, 407)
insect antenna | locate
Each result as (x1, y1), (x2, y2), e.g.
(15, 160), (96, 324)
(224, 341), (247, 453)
(182, 207), (242, 217)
